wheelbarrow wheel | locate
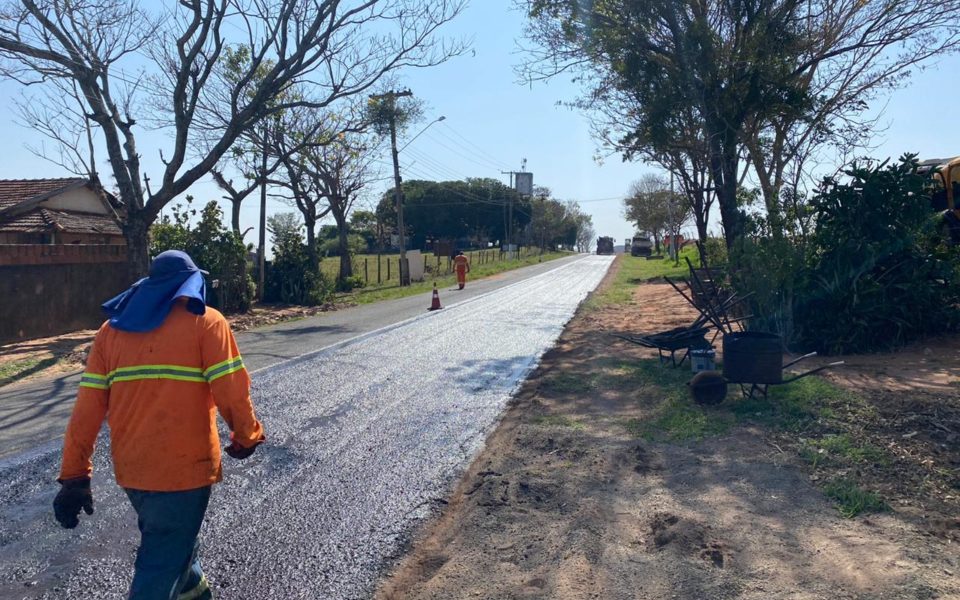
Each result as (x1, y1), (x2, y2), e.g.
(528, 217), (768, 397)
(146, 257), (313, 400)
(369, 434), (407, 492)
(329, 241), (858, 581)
(689, 371), (727, 406)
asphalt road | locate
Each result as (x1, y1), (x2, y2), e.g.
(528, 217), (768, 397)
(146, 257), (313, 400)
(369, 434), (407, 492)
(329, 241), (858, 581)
(0, 253), (585, 461)
(0, 254), (613, 599)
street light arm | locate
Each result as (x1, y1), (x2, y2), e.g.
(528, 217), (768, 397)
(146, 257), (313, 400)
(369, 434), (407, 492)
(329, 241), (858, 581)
(398, 116), (446, 153)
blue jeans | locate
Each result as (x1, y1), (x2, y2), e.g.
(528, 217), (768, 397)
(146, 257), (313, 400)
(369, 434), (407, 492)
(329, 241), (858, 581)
(125, 486), (212, 600)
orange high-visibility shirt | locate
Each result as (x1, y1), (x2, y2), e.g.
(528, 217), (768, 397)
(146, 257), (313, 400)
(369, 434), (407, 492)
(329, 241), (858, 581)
(453, 255), (470, 272)
(59, 303), (265, 491)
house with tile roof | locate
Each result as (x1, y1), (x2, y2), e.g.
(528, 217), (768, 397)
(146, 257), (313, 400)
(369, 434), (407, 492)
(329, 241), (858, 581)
(0, 177), (124, 245)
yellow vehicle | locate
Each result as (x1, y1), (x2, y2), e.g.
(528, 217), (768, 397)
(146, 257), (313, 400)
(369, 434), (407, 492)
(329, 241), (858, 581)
(918, 156), (960, 243)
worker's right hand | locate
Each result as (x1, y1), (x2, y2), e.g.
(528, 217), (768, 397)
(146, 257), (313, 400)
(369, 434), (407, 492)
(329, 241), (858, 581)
(53, 477), (94, 529)
(224, 441), (257, 459)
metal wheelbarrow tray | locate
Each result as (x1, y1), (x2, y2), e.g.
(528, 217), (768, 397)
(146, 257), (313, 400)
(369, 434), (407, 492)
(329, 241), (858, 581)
(614, 325), (712, 367)
(723, 331), (844, 399)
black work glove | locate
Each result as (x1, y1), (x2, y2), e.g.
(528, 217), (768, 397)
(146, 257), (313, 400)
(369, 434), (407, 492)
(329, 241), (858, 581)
(53, 477), (94, 529)
(224, 441), (258, 460)
(225, 432), (265, 460)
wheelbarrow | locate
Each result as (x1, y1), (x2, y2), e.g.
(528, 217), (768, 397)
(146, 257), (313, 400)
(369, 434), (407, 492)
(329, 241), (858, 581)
(722, 332), (844, 400)
(613, 324), (712, 368)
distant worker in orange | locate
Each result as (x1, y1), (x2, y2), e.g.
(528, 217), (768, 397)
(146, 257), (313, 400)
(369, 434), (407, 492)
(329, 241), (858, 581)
(453, 250), (471, 290)
(53, 250), (265, 600)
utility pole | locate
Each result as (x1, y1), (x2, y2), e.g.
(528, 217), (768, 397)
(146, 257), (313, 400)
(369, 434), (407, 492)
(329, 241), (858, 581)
(257, 121), (268, 300)
(501, 170), (516, 255)
(502, 159), (529, 259)
(371, 89), (414, 285)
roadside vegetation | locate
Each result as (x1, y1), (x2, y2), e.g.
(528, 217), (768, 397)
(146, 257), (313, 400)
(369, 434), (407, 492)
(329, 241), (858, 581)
(607, 355), (893, 518)
(583, 247), (698, 310)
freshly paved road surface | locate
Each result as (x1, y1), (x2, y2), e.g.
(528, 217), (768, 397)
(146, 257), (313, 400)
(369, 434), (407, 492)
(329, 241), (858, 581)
(0, 255), (612, 599)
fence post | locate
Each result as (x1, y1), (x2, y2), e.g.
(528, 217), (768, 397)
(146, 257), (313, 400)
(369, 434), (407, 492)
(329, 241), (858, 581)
(364, 259), (368, 283)
(387, 258), (391, 281)
(377, 255), (382, 284)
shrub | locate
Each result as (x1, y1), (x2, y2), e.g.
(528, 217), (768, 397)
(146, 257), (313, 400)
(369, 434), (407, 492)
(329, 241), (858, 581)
(702, 237), (728, 268)
(264, 213), (332, 305)
(337, 275), (366, 292)
(318, 233), (367, 257)
(729, 216), (807, 342)
(795, 156), (960, 353)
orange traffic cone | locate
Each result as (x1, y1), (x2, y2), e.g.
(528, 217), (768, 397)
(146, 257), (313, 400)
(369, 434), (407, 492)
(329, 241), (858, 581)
(428, 284), (443, 311)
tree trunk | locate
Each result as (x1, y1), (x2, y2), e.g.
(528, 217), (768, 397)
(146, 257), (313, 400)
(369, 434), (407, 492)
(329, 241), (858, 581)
(709, 132), (742, 251)
(231, 199), (242, 234)
(123, 213), (151, 281)
(694, 207), (709, 265)
(304, 217), (318, 273)
(333, 209), (353, 280)
(749, 142), (785, 239)
(338, 228), (352, 280)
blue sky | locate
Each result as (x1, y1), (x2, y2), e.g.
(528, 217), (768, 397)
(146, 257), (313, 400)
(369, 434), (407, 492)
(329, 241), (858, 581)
(1, 0), (959, 247)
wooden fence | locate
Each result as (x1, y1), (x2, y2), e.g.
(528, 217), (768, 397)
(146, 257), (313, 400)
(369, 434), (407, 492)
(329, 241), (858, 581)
(0, 245), (129, 343)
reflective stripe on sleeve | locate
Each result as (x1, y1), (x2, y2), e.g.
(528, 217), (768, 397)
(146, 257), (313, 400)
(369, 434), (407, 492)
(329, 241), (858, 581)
(79, 373), (109, 390)
(203, 356), (245, 383)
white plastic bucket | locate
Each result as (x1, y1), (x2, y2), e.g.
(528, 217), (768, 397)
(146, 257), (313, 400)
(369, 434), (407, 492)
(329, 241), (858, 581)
(690, 348), (716, 373)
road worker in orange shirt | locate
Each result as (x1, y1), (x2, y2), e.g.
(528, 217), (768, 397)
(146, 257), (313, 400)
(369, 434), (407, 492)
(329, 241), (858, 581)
(53, 250), (265, 600)
(453, 250), (470, 290)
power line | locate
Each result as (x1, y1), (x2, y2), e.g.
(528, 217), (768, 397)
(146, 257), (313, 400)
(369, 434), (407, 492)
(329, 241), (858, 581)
(421, 130), (505, 173)
(403, 149), (467, 181)
(435, 122), (511, 171)
(575, 196), (626, 203)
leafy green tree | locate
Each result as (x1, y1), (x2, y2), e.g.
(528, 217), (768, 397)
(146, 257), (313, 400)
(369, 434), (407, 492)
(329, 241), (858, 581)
(624, 175), (690, 254)
(522, 0), (808, 247)
(264, 213), (331, 305)
(350, 210), (380, 252)
(377, 178), (530, 247)
(526, 189), (592, 251)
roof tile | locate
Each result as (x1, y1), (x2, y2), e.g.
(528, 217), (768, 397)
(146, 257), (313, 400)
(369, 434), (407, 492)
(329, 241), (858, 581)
(0, 178), (87, 212)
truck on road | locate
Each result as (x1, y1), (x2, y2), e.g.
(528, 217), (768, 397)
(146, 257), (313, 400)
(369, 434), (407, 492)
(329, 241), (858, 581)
(630, 236), (654, 257)
(596, 236), (615, 255)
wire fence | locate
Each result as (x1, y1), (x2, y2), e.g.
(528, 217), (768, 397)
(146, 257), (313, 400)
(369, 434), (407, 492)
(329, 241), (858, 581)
(322, 247), (545, 288)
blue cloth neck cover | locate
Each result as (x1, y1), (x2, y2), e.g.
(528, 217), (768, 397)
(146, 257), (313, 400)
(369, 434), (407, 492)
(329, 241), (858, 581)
(103, 250), (207, 333)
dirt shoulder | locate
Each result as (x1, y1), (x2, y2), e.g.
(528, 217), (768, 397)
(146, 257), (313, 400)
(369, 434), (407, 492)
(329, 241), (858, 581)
(376, 258), (959, 599)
